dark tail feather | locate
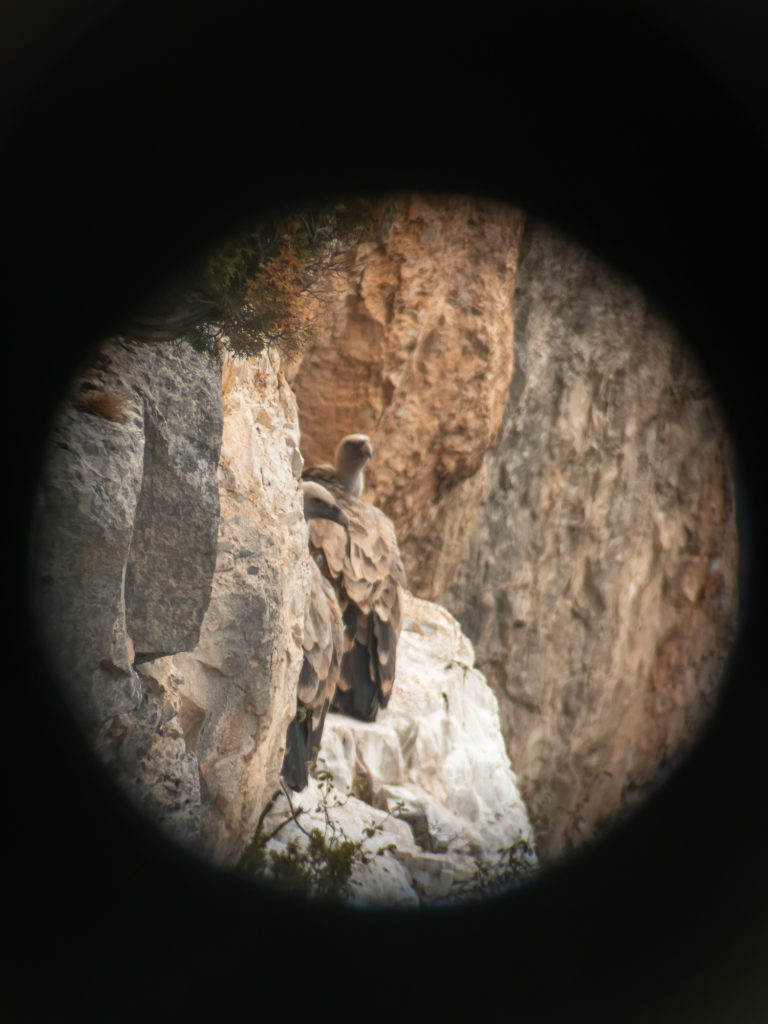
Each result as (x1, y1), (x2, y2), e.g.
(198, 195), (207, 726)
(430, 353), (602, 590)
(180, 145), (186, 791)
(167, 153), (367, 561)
(281, 712), (310, 791)
(371, 612), (397, 707)
(332, 641), (381, 722)
(308, 698), (331, 766)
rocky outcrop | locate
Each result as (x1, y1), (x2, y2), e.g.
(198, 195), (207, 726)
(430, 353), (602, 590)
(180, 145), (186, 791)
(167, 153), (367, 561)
(289, 193), (525, 597)
(443, 220), (739, 860)
(258, 591), (536, 906)
(31, 337), (223, 844)
(140, 353), (310, 864)
(30, 195), (739, 883)
(288, 200), (739, 865)
(31, 316), (538, 890)
(31, 341), (310, 862)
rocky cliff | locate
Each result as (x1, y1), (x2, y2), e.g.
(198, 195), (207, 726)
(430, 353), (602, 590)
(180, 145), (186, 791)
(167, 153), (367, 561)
(258, 592), (535, 907)
(31, 322), (532, 890)
(32, 338), (223, 845)
(289, 193), (525, 597)
(137, 353), (310, 863)
(288, 198), (739, 863)
(32, 340), (311, 862)
(30, 193), (739, 887)
(443, 220), (739, 859)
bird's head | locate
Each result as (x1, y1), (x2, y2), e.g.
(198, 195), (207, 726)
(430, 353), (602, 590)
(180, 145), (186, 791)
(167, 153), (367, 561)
(302, 480), (351, 560)
(335, 434), (374, 496)
(302, 481), (350, 531)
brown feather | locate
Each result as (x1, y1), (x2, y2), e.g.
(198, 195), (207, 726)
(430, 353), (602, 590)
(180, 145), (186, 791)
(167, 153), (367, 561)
(302, 437), (406, 722)
(282, 482), (348, 791)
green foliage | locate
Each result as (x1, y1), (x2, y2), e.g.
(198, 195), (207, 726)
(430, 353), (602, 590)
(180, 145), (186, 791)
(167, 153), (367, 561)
(154, 196), (401, 360)
(443, 838), (538, 905)
(258, 829), (357, 902)
(237, 759), (407, 904)
(239, 814), (356, 904)
(238, 754), (536, 908)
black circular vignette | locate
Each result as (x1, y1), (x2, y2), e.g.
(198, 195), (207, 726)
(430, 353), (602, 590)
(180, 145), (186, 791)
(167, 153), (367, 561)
(5, 2), (767, 1020)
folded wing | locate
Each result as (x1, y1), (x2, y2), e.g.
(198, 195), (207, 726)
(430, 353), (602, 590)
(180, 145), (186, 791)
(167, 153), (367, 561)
(303, 464), (406, 722)
(282, 481), (348, 792)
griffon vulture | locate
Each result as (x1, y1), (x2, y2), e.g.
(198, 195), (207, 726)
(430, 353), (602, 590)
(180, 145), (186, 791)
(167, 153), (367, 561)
(281, 481), (349, 792)
(302, 434), (406, 722)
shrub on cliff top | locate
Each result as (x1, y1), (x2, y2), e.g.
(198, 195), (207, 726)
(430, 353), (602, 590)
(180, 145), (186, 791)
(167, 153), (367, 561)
(125, 196), (399, 359)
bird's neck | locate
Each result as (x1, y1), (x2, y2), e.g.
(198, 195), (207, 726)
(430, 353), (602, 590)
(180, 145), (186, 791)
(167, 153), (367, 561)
(343, 469), (364, 498)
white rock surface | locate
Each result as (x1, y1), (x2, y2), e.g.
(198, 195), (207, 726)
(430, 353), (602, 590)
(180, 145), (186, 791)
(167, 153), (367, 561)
(259, 777), (421, 908)
(258, 591), (536, 906)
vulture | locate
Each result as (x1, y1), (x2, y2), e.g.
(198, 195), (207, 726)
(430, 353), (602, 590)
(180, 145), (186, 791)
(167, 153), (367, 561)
(302, 433), (406, 723)
(281, 481), (349, 792)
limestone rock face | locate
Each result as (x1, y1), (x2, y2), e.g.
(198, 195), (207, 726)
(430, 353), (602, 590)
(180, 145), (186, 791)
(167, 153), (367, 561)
(124, 348), (223, 661)
(443, 220), (740, 860)
(289, 200), (738, 865)
(29, 197), (739, 883)
(31, 342), (310, 863)
(31, 338), (223, 845)
(258, 591), (536, 906)
(141, 352), (310, 864)
(289, 193), (525, 597)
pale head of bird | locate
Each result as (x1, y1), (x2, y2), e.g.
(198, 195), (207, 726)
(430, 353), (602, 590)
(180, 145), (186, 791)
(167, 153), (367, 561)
(301, 480), (351, 560)
(302, 480), (349, 530)
(335, 434), (374, 497)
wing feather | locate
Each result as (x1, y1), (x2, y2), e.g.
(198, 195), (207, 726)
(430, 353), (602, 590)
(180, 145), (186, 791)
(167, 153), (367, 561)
(282, 547), (345, 791)
(301, 460), (406, 722)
